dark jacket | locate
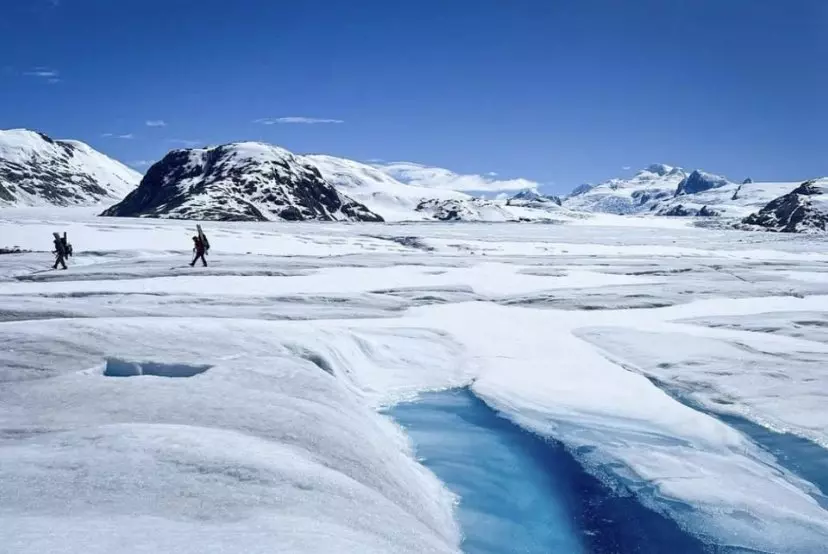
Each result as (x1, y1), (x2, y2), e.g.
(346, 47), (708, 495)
(54, 238), (66, 257)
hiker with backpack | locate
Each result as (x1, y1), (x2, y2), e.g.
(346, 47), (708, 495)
(51, 232), (68, 270)
(190, 236), (207, 267)
(190, 226), (209, 267)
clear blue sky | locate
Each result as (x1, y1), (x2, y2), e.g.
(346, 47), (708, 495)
(2, 0), (826, 193)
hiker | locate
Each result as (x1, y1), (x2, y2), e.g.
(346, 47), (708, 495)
(190, 235), (207, 267)
(52, 233), (67, 270)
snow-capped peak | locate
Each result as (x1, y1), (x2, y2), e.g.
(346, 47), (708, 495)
(643, 163), (677, 177)
(103, 142), (383, 222)
(0, 128), (141, 207)
(562, 164), (687, 214)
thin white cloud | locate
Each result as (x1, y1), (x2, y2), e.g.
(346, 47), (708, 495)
(622, 166), (631, 170)
(372, 161), (543, 192)
(254, 117), (344, 125)
(117, 133), (134, 140)
(24, 68), (60, 83)
(101, 133), (114, 138)
(25, 70), (58, 78)
(168, 139), (201, 147)
(145, 120), (167, 127)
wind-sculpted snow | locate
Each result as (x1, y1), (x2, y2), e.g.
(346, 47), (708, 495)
(2, 208), (828, 553)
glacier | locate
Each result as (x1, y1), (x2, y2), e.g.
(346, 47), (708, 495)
(2, 207), (828, 553)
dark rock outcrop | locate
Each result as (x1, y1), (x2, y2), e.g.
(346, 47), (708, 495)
(658, 204), (719, 217)
(101, 142), (383, 222)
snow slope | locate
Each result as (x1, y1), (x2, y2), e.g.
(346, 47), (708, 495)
(305, 154), (469, 221)
(371, 160), (542, 192)
(2, 209), (828, 553)
(658, 177), (804, 219)
(0, 129), (140, 207)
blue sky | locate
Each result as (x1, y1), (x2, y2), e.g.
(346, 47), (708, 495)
(2, 0), (826, 194)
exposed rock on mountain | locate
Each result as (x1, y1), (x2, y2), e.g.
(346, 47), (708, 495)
(658, 204), (719, 217)
(102, 143), (383, 222)
(0, 129), (140, 207)
(740, 180), (828, 234)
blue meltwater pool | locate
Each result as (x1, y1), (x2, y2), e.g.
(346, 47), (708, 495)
(388, 388), (707, 554)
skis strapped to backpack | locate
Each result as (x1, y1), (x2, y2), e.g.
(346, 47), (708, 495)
(196, 224), (210, 252)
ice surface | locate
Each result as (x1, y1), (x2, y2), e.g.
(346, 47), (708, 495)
(0, 318), (467, 553)
(2, 208), (828, 553)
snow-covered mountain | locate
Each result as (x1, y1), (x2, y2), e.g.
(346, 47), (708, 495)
(102, 143), (383, 222)
(563, 164), (687, 214)
(739, 179), (828, 234)
(305, 155), (470, 221)
(0, 129), (140, 207)
(563, 164), (806, 220)
(371, 161), (542, 192)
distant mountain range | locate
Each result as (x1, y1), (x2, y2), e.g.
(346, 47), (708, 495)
(102, 142), (574, 223)
(560, 164), (821, 227)
(0, 128), (825, 233)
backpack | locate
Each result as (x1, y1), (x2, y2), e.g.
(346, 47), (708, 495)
(62, 236), (73, 257)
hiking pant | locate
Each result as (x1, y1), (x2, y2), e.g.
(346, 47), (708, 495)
(53, 254), (67, 270)
(190, 251), (207, 267)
